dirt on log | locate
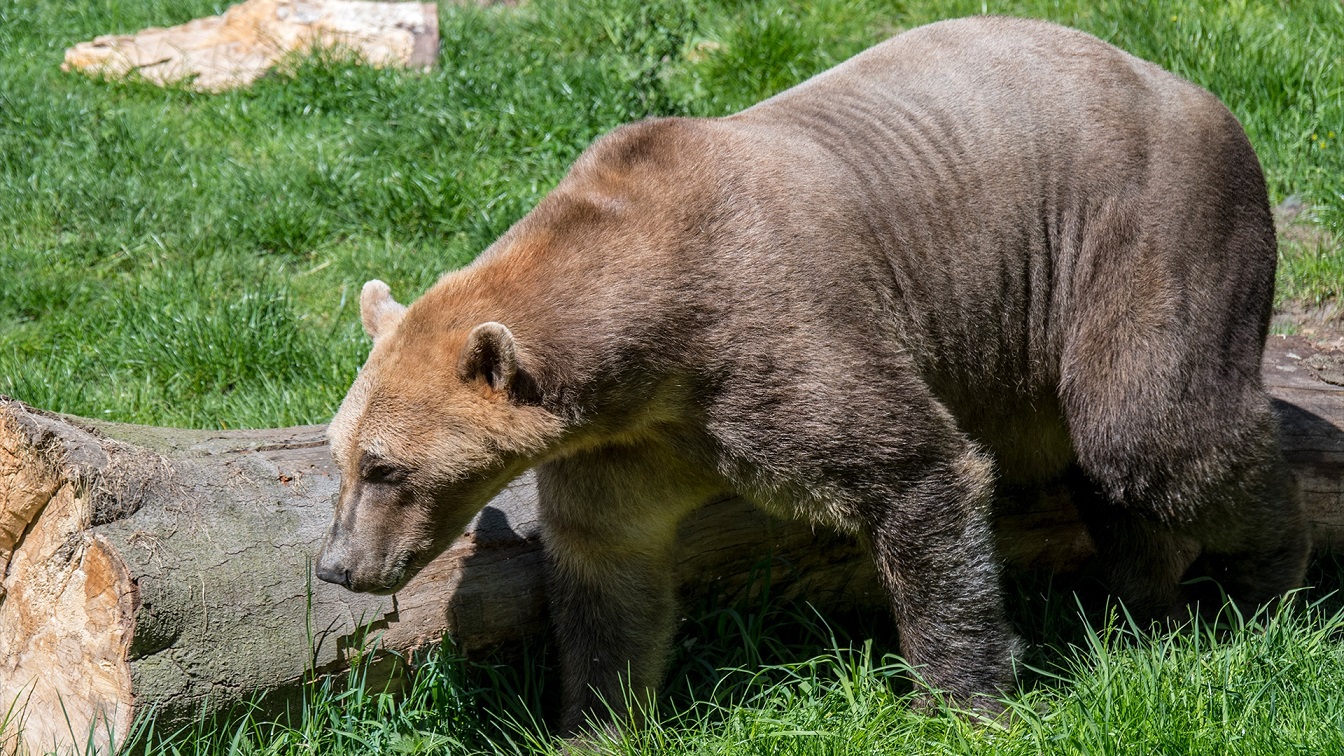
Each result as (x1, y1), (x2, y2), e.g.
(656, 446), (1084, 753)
(2, 335), (1342, 753)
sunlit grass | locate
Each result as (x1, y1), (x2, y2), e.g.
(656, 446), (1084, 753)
(62, 578), (1344, 756)
(2, 0), (1343, 753)
(1, 0), (1340, 427)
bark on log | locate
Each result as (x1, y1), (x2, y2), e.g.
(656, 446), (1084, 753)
(3, 335), (1343, 753)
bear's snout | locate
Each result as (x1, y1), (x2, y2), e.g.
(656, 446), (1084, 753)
(315, 516), (414, 594)
(315, 549), (352, 588)
(316, 518), (358, 589)
(313, 540), (352, 589)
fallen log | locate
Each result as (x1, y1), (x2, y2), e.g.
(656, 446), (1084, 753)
(2, 335), (1342, 753)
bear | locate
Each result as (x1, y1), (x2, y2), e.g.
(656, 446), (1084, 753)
(316, 15), (1309, 732)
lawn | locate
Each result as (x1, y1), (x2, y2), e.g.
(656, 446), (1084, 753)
(2, 0), (1343, 753)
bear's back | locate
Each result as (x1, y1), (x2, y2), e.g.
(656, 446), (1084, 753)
(688, 17), (1275, 481)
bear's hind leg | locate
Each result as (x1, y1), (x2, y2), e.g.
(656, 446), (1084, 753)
(1186, 452), (1310, 619)
(1067, 466), (1200, 622)
(1065, 345), (1309, 623)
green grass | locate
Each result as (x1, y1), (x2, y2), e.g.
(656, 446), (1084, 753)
(3, 0), (1344, 753)
(1277, 222), (1344, 307)
(72, 572), (1344, 756)
(1, 0), (1342, 427)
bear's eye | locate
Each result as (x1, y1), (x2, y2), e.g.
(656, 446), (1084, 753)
(360, 458), (406, 485)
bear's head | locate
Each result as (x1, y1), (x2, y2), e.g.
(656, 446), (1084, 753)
(316, 280), (563, 593)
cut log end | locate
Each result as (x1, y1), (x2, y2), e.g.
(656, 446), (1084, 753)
(0, 416), (136, 753)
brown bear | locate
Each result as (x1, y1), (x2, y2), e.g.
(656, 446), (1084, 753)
(316, 15), (1308, 731)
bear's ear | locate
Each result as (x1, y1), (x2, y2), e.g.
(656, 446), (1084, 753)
(458, 322), (518, 393)
(360, 280), (407, 341)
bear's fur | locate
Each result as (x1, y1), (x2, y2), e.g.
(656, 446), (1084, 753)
(317, 16), (1309, 730)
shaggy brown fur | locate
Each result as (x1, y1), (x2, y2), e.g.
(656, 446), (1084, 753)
(317, 16), (1308, 732)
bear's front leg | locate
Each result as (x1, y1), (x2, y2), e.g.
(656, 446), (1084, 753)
(536, 443), (719, 736)
(546, 537), (676, 735)
(709, 363), (1021, 711)
(863, 446), (1019, 710)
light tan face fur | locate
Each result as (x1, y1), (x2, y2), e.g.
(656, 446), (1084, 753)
(316, 280), (562, 593)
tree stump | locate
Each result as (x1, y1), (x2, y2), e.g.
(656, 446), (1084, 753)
(2, 335), (1342, 753)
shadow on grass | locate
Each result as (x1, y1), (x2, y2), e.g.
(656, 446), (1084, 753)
(454, 546), (1344, 744)
(101, 548), (1344, 755)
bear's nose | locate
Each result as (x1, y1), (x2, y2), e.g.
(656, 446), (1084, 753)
(315, 554), (351, 588)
